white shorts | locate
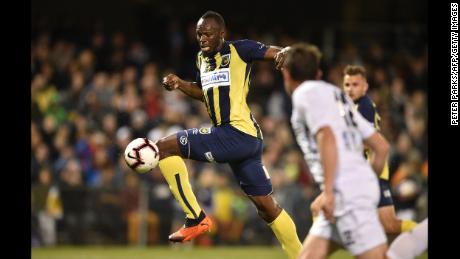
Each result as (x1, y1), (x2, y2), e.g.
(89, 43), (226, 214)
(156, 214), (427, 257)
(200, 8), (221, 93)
(309, 190), (386, 255)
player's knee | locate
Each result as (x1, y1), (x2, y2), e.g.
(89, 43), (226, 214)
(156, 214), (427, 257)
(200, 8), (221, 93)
(156, 135), (181, 160)
(155, 138), (171, 160)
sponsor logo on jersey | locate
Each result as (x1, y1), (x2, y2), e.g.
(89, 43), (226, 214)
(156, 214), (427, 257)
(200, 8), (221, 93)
(192, 128), (199, 135)
(201, 68), (230, 89)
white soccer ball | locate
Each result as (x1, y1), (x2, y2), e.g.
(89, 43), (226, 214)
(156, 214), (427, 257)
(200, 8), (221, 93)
(124, 138), (160, 173)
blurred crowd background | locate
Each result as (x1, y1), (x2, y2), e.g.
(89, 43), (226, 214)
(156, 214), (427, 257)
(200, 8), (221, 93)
(31, 0), (427, 247)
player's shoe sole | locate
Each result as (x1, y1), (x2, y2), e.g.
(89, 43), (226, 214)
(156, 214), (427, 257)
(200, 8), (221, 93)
(168, 216), (213, 243)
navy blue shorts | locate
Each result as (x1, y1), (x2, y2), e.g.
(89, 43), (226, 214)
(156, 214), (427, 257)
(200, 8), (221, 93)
(176, 125), (272, 196)
(378, 178), (394, 207)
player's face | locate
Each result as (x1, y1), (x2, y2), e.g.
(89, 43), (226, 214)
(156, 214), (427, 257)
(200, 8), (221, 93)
(343, 74), (368, 101)
(196, 18), (224, 54)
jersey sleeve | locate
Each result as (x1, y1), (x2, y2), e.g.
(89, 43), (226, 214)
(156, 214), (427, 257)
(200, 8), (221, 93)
(302, 88), (337, 135)
(357, 97), (376, 126)
(232, 39), (268, 63)
(354, 109), (376, 139)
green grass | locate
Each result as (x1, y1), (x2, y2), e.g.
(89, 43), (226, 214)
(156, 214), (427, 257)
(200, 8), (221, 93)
(32, 246), (428, 259)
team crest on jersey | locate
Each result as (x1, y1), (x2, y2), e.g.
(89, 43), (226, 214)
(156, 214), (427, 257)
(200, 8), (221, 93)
(199, 127), (211, 134)
(221, 54), (230, 67)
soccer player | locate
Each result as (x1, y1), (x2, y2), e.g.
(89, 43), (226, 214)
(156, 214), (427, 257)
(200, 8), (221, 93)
(309, 66), (417, 238)
(342, 65), (418, 235)
(158, 10), (302, 259)
(282, 43), (390, 259)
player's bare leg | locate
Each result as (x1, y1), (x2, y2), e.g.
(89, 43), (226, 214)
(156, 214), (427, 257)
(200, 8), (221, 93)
(310, 192), (323, 219)
(356, 243), (388, 259)
(248, 195), (281, 222)
(156, 134), (183, 158)
(249, 195), (302, 259)
(298, 234), (330, 259)
(308, 194), (344, 257)
(156, 135), (212, 242)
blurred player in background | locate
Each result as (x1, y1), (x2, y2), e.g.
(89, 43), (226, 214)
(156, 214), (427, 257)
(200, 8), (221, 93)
(341, 65), (417, 235)
(282, 43), (390, 259)
(310, 65), (417, 236)
(159, 10), (302, 259)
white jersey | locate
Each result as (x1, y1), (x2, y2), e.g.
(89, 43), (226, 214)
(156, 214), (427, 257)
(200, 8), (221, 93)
(294, 80), (387, 252)
(291, 80), (377, 194)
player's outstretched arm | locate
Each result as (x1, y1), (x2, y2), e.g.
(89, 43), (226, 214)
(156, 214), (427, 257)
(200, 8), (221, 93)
(265, 46), (290, 70)
(363, 132), (390, 177)
(162, 74), (204, 102)
(316, 126), (337, 223)
(310, 192), (323, 218)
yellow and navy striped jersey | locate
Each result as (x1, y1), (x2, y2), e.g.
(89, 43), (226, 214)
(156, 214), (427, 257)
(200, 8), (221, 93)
(355, 95), (389, 180)
(195, 40), (266, 139)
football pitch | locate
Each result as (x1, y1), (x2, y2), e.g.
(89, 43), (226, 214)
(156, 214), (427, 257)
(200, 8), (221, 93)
(32, 246), (428, 259)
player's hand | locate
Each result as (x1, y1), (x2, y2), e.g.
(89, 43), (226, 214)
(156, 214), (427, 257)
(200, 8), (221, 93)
(321, 192), (335, 224)
(274, 46), (291, 70)
(310, 193), (322, 218)
(162, 74), (182, 91)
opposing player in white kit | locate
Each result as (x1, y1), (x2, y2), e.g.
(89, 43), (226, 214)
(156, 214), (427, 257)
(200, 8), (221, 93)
(281, 43), (390, 259)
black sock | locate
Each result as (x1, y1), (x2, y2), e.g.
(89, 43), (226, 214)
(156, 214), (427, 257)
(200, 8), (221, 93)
(184, 210), (206, 227)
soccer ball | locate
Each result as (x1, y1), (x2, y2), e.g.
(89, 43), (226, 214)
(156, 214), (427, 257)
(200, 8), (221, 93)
(124, 138), (160, 173)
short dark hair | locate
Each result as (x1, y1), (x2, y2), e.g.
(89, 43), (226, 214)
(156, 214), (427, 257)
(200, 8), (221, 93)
(284, 43), (322, 81)
(201, 11), (226, 30)
(343, 65), (367, 78)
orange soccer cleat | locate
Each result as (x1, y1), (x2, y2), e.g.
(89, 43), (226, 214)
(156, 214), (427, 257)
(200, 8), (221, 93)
(168, 212), (213, 243)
